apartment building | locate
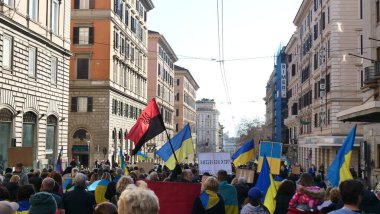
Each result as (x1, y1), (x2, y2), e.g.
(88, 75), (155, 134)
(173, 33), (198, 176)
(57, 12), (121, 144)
(196, 99), (222, 153)
(284, 0), (363, 171)
(0, 0), (71, 169)
(69, 0), (154, 167)
(337, 0), (380, 186)
(147, 31), (177, 159)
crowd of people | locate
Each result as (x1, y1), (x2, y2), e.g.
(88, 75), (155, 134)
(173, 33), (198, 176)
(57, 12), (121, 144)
(0, 161), (379, 214)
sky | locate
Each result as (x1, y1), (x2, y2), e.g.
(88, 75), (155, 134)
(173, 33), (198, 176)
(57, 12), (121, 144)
(149, 0), (303, 137)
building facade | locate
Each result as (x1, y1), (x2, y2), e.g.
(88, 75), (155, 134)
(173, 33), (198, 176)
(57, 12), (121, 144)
(147, 30), (177, 159)
(196, 99), (222, 153)
(69, 0), (154, 168)
(337, 0), (380, 186)
(284, 0), (363, 171)
(0, 0), (71, 170)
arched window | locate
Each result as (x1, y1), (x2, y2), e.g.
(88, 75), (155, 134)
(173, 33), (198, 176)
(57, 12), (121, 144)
(46, 115), (58, 164)
(22, 112), (37, 147)
(73, 129), (88, 140)
(0, 109), (13, 168)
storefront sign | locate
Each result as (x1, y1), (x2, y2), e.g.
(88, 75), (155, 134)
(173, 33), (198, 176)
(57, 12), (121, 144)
(281, 63), (287, 98)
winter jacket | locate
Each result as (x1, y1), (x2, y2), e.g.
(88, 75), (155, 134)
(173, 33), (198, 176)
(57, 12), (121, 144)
(234, 183), (249, 208)
(289, 186), (325, 211)
(6, 182), (19, 201)
(274, 194), (293, 214)
(192, 191), (225, 214)
(240, 203), (269, 214)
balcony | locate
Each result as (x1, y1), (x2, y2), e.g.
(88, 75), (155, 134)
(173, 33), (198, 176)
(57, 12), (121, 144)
(364, 62), (380, 88)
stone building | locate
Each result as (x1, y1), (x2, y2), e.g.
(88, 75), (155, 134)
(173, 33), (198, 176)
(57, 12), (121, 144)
(69, 0), (154, 168)
(0, 0), (71, 169)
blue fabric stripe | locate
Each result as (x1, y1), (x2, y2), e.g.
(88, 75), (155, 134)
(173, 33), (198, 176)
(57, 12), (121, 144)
(199, 192), (209, 209)
(231, 140), (254, 160)
(156, 124), (192, 161)
(259, 141), (281, 158)
(255, 155), (271, 202)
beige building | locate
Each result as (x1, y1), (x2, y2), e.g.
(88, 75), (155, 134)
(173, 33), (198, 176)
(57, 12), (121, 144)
(69, 0), (154, 168)
(196, 99), (222, 153)
(147, 30), (178, 158)
(174, 65), (199, 162)
(0, 0), (71, 169)
(337, 0), (380, 186)
(284, 0), (363, 172)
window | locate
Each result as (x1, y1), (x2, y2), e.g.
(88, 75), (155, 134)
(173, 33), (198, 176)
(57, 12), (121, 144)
(176, 109), (179, 116)
(29, 0), (39, 21)
(73, 27), (94, 44)
(360, 70), (364, 87)
(177, 79), (180, 85)
(28, 47), (37, 77)
(131, 17), (136, 33)
(314, 53), (318, 70)
(76, 58), (89, 79)
(360, 34), (363, 55)
(71, 97), (93, 112)
(51, 0), (59, 34)
(51, 57), (57, 84)
(314, 23), (318, 40)
(326, 73), (330, 92)
(378, 1), (380, 23)
(78, 97), (88, 112)
(314, 113), (318, 128)
(359, 0), (363, 19)
(157, 84), (161, 97)
(3, 0), (14, 7)
(46, 116), (57, 162)
(22, 112), (37, 148)
(74, 0), (95, 9)
(125, 8), (129, 26)
(2, 35), (12, 70)
(291, 64), (296, 76)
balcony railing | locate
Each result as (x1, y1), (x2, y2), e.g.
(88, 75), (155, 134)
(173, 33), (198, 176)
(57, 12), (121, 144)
(364, 62), (380, 85)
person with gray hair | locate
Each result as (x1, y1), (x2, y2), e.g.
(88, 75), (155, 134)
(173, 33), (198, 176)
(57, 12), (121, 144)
(41, 177), (64, 214)
(234, 177), (250, 210)
(62, 173), (95, 214)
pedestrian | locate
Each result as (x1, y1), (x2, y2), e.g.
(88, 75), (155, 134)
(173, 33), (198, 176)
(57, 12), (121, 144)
(117, 184), (159, 214)
(0, 200), (19, 214)
(40, 177), (64, 214)
(233, 177), (249, 210)
(192, 176), (225, 214)
(6, 175), (20, 201)
(29, 192), (57, 214)
(288, 173), (324, 213)
(274, 180), (296, 214)
(94, 202), (118, 214)
(320, 188), (341, 213)
(16, 184), (35, 213)
(217, 170), (239, 214)
(328, 179), (363, 214)
(240, 187), (269, 214)
(110, 175), (134, 206)
(0, 185), (10, 201)
(96, 172), (112, 204)
(29, 169), (42, 193)
(12, 163), (29, 186)
(105, 168), (123, 201)
(62, 173), (96, 214)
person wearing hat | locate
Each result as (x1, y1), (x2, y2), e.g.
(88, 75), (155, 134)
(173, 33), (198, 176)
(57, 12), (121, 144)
(241, 187), (269, 214)
(29, 192), (57, 214)
(0, 200), (19, 214)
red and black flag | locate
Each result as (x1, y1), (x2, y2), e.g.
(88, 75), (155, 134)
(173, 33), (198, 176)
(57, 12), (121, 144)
(126, 98), (166, 155)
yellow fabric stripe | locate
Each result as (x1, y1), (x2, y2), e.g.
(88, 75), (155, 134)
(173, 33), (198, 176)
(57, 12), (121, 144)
(264, 174), (277, 214)
(339, 151), (353, 185)
(95, 185), (109, 204)
(165, 138), (194, 170)
(233, 149), (254, 167)
(225, 205), (239, 214)
(258, 157), (281, 175)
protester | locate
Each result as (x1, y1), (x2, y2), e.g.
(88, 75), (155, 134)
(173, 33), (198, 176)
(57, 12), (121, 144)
(320, 188), (341, 213)
(288, 173), (324, 213)
(29, 192), (57, 214)
(110, 175), (134, 206)
(192, 169), (200, 183)
(192, 176), (225, 214)
(90, 172), (99, 184)
(180, 169), (194, 182)
(233, 177), (249, 210)
(12, 163), (29, 186)
(16, 184), (35, 213)
(94, 202), (118, 214)
(29, 169), (42, 193)
(217, 170), (239, 214)
(62, 173), (95, 214)
(274, 180), (296, 214)
(147, 171), (159, 181)
(117, 184), (159, 214)
(0, 185), (10, 201)
(2, 168), (13, 186)
(308, 164), (316, 177)
(328, 179), (364, 214)
(48, 171), (63, 196)
(0, 200), (19, 214)
(314, 174), (326, 190)
(357, 178), (380, 213)
(105, 168), (123, 201)
(96, 172), (112, 203)
(6, 175), (20, 201)
(40, 177), (64, 214)
(240, 187), (269, 214)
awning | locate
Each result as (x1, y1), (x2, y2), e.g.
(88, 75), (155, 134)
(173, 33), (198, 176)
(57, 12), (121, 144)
(72, 145), (89, 154)
(337, 101), (380, 122)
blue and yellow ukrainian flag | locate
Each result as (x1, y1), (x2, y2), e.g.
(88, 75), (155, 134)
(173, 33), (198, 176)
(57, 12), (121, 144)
(326, 124), (357, 187)
(63, 178), (72, 193)
(137, 151), (149, 161)
(118, 147), (129, 175)
(231, 140), (254, 167)
(255, 155), (277, 214)
(95, 179), (110, 203)
(258, 141), (282, 175)
(199, 190), (220, 210)
(156, 123), (194, 170)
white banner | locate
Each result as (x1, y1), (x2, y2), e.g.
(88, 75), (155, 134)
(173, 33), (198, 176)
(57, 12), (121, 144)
(198, 152), (232, 175)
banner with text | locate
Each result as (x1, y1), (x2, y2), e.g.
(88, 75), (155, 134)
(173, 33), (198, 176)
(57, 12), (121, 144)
(198, 152), (232, 175)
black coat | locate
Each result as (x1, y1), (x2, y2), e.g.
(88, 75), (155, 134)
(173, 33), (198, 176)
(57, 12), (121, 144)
(62, 186), (96, 214)
(360, 190), (380, 213)
(274, 194), (293, 214)
(6, 182), (19, 201)
(192, 193), (225, 214)
(234, 183), (249, 208)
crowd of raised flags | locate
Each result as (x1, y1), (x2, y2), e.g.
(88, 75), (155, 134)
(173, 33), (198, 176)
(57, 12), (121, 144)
(0, 98), (376, 214)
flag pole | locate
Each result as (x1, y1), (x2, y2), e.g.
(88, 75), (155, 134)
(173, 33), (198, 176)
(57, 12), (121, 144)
(164, 129), (179, 163)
